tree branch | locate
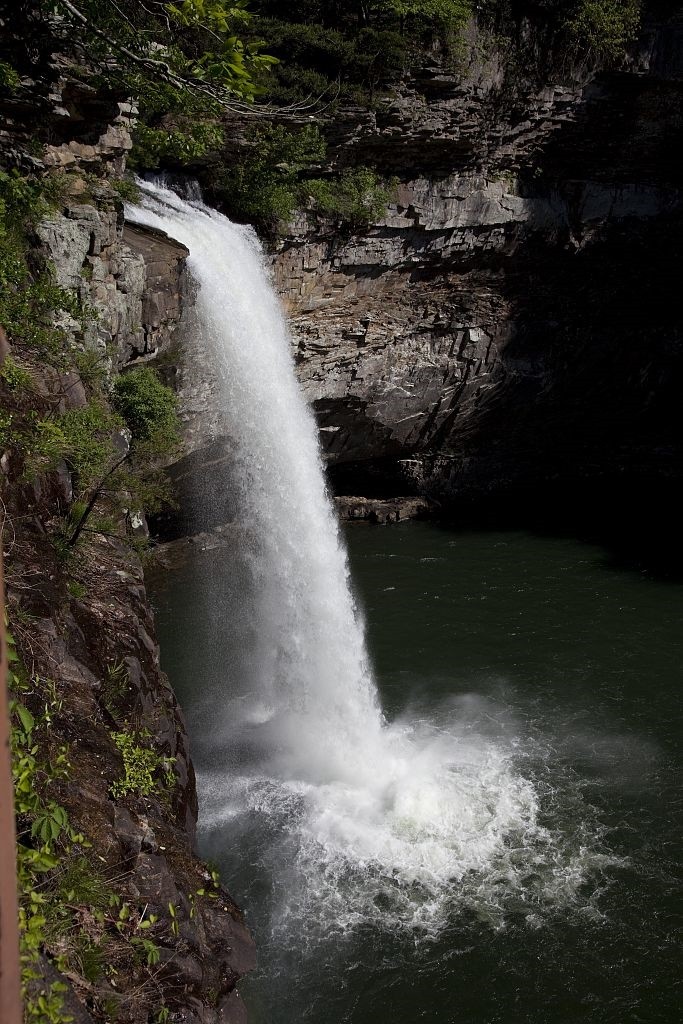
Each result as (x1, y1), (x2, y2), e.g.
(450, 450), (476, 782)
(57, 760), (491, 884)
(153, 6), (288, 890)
(53, 0), (327, 118)
(66, 451), (130, 549)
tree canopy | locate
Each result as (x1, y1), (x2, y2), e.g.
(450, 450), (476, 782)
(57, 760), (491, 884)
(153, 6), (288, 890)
(10, 1), (279, 112)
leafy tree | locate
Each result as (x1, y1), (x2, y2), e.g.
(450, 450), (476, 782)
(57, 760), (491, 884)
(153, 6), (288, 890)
(307, 168), (398, 227)
(111, 367), (180, 455)
(257, 0), (470, 28)
(45, 0), (278, 108)
(381, 0), (472, 31)
(565, 0), (640, 59)
(212, 123), (327, 227)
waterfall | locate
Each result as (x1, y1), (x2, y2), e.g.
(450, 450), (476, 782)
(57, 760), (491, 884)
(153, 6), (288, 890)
(130, 181), (383, 782)
(128, 183), (596, 943)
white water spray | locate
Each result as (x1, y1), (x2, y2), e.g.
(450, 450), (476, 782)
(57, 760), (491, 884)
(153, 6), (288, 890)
(129, 183), (603, 938)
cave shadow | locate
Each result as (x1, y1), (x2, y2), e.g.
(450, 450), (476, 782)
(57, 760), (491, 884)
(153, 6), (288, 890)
(430, 475), (683, 584)
(328, 458), (683, 583)
(409, 64), (683, 584)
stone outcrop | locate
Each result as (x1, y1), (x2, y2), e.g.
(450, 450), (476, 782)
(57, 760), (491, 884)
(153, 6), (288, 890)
(0, 495), (256, 1023)
(122, 223), (194, 366)
(270, 13), (683, 511)
(335, 495), (431, 524)
(36, 189), (192, 371)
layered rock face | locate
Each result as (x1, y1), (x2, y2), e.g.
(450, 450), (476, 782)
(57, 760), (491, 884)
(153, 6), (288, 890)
(273, 15), (683, 509)
(1, 72), (254, 1023)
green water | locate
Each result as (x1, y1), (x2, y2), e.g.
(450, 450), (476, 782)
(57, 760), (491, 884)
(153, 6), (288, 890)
(151, 523), (682, 1023)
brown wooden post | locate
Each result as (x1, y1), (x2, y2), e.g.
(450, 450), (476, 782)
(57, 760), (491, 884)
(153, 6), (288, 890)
(0, 323), (22, 1023)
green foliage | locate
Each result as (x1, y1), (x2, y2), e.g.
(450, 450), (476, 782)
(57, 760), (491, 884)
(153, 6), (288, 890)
(6, 634), (88, 1024)
(477, 0), (642, 64)
(10, 397), (122, 502)
(307, 167), (398, 226)
(101, 660), (130, 716)
(0, 239), (67, 358)
(165, 0), (279, 97)
(0, 354), (33, 391)
(59, 858), (114, 912)
(71, 936), (107, 983)
(247, 0), (471, 107)
(0, 169), (55, 227)
(167, 901), (180, 937)
(66, 580), (87, 600)
(7, 633), (183, 1021)
(22, 981), (73, 1024)
(0, 59), (20, 88)
(130, 121), (225, 170)
(0, 170), (82, 366)
(57, 401), (124, 485)
(109, 178), (141, 203)
(15, 379), (178, 548)
(109, 731), (176, 799)
(214, 124), (395, 230)
(48, 0), (275, 103)
(566, 0), (640, 59)
(111, 367), (180, 455)
(385, 0), (472, 46)
(131, 936), (161, 966)
(389, 0), (470, 20)
(73, 348), (108, 389)
(252, 18), (407, 106)
(215, 123), (326, 227)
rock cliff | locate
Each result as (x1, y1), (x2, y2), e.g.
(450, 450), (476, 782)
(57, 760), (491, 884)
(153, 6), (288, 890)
(1, 70), (254, 1023)
(271, 13), (683, 528)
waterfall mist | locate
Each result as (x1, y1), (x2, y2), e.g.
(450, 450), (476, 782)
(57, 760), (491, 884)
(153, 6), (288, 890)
(128, 183), (607, 946)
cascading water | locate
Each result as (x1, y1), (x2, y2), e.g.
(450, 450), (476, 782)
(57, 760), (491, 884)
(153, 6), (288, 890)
(129, 183), (607, 950)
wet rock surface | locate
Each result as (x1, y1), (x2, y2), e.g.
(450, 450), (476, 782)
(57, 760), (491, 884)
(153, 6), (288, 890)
(2, 494), (256, 1023)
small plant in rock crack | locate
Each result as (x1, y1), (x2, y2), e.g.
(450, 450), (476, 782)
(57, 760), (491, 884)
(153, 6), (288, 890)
(66, 579), (87, 600)
(167, 901), (180, 938)
(101, 659), (130, 716)
(109, 730), (176, 799)
(131, 936), (161, 967)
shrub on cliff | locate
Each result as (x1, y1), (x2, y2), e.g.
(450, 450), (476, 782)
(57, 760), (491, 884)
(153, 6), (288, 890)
(57, 369), (180, 548)
(249, 1), (470, 106)
(566, 0), (641, 60)
(211, 123), (397, 231)
(111, 367), (180, 457)
(307, 167), (399, 227)
(210, 122), (327, 227)
(478, 0), (642, 65)
(0, 171), (83, 370)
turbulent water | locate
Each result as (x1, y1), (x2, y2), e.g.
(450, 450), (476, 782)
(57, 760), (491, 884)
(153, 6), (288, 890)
(132, 184), (631, 997)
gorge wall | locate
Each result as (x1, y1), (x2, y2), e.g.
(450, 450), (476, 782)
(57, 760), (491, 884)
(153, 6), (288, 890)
(1, 70), (253, 1023)
(164, 9), (683, 551)
(270, 13), (683, 543)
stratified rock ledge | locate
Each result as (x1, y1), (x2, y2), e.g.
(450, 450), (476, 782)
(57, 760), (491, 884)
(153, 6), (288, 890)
(335, 495), (431, 524)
